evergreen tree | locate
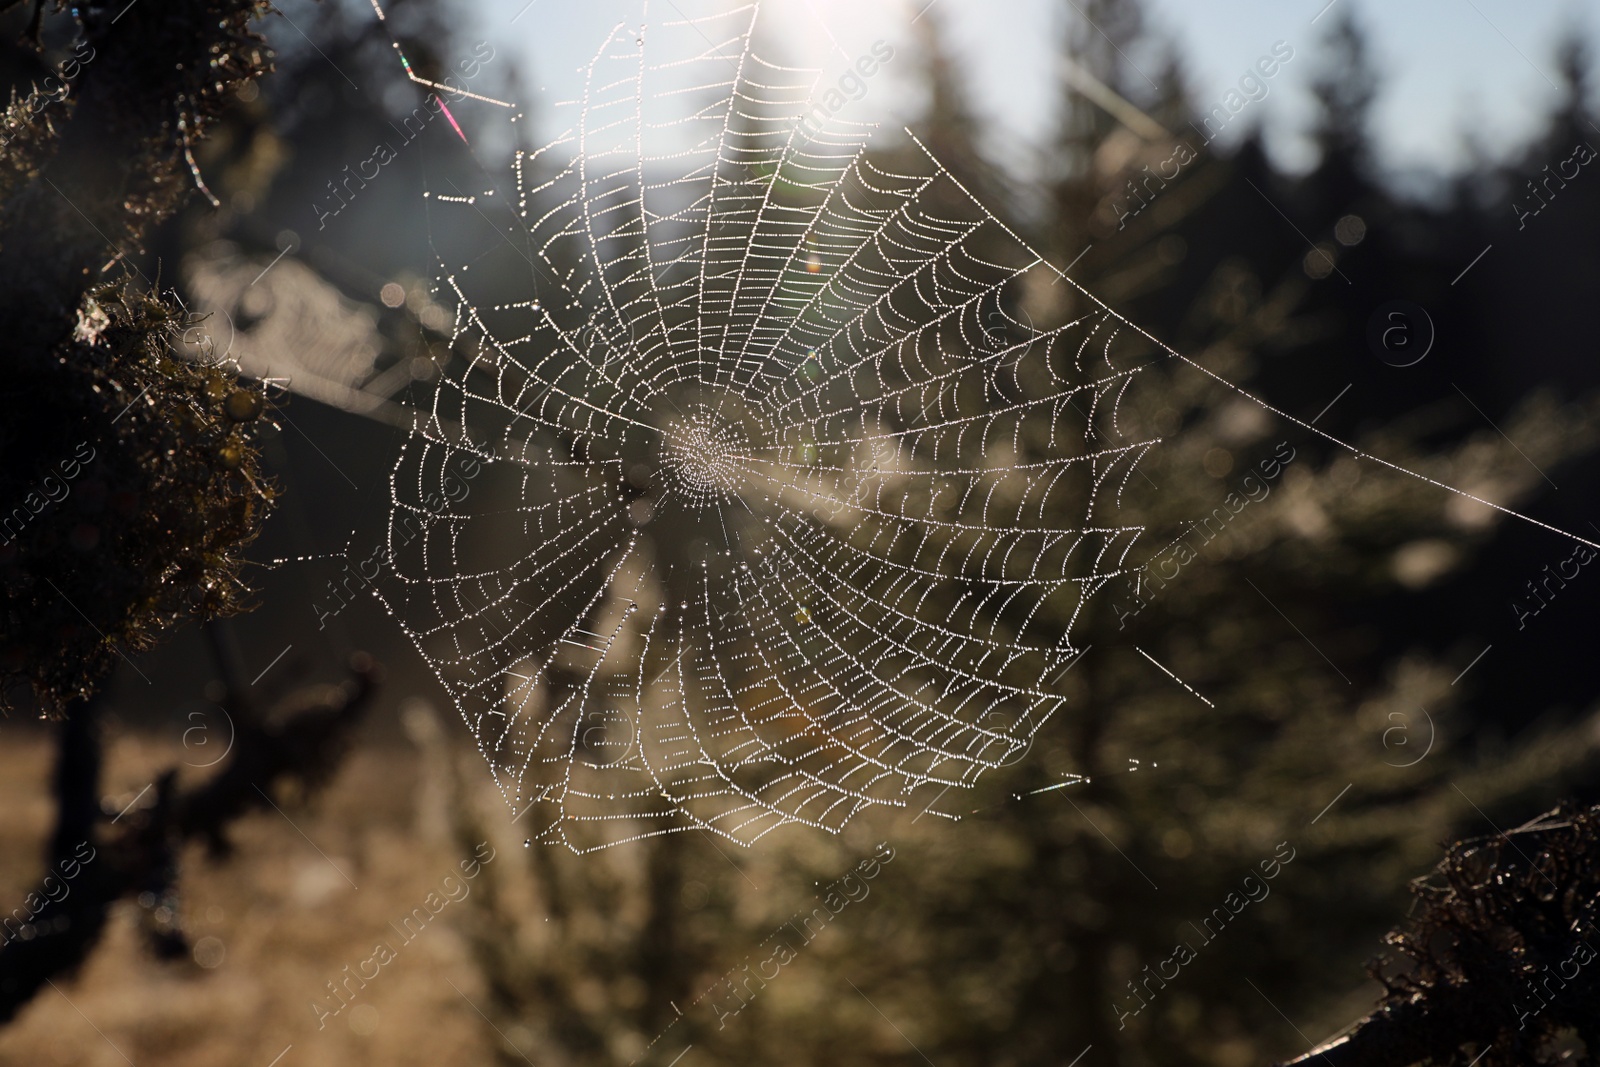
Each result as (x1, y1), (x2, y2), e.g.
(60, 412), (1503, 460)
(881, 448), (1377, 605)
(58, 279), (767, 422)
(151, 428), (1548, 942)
(437, 10), (1600, 1067)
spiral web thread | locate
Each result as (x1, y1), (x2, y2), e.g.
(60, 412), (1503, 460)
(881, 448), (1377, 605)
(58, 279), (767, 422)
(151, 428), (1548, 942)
(371, 5), (1595, 854)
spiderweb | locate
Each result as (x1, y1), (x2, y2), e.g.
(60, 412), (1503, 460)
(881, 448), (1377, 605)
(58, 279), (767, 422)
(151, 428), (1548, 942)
(370, 5), (1589, 853)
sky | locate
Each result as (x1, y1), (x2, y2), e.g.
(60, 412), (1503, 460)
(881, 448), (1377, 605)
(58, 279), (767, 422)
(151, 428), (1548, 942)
(458, 0), (1600, 188)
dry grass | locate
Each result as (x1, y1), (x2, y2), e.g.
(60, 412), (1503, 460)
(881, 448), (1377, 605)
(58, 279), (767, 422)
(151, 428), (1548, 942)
(0, 728), (497, 1067)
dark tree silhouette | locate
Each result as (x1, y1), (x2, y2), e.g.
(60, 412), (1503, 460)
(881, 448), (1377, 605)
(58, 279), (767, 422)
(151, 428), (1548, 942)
(0, 1), (274, 709)
(1281, 801), (1600, 1067)
(0, 0), (377, 1024)
(1308, 8), (1378, 182)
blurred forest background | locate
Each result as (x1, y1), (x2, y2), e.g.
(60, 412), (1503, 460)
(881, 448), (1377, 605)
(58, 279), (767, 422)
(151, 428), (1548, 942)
(3, 0), (1600, 1065)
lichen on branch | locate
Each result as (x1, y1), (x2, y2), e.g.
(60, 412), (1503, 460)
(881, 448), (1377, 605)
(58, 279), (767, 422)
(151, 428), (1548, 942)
(0, 0), (278, 711)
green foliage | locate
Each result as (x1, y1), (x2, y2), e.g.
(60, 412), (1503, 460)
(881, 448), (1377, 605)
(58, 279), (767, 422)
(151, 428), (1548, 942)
(422, 4), (1600, 1066)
